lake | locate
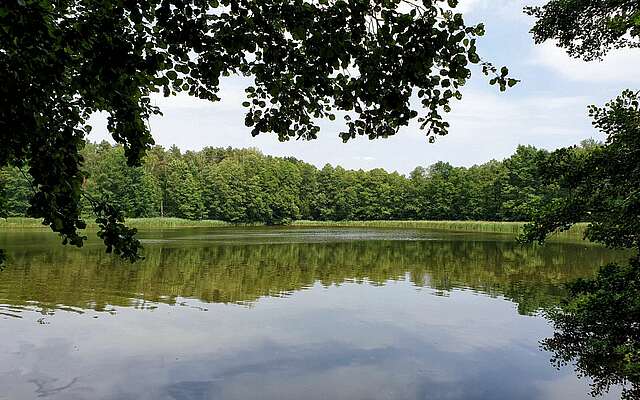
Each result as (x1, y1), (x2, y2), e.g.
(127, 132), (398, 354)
(0, 227), (628, 400)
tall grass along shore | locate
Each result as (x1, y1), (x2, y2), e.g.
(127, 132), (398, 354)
(0, 217), (229, 230)
(292, 220), (587, 239)
(1, 217), (588, 238)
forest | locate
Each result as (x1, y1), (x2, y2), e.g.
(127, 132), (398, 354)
(0, 139), (598, 225)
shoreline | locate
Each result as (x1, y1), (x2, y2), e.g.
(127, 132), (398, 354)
(0, 217), (587, 238)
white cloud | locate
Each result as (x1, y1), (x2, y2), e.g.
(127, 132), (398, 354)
(451, 0), (483, 14)
(460, 0), (537, 21)
(400, 0), (484, 17)
(459, 0), (481, 13)
(531, 42), (640, 84)
(416, 89), (596, 166)
(352, 156), (376, 162)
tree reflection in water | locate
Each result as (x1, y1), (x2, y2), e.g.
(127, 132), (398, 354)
(541, 255), (639, 400)
(0, 229), (626, 317)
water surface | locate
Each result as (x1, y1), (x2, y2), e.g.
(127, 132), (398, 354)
(0, 227), (628, 399)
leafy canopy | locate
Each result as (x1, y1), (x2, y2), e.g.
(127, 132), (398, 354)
(518, 90), (640, 399)
(523, 1), (640, 397)
(541, 257), (640, 400)
(0, 0), (515, 264)
(2, 141), (562, 224)
(526, 0), (640, 61)
(519, 89), (640, 400)
(520, 90), (640, 250)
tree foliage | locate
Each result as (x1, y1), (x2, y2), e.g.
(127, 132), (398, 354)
(521, 91), (640, 250)
(0, 167), (32, 218)
(524, 1), (640, 396)
(542, 258), (640, 400)
(0, 0), (516, 264)
(519, 90), (640, 400)
(2, 141), (569, 224)
(526, 0), (640, 61)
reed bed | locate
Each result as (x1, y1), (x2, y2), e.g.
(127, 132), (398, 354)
(1, 217), (588, 238)
(0, 217), (230, 230)
(292, 220), (589, 238)
(123, 218), (230, 229)
(0, 217), (47, 229)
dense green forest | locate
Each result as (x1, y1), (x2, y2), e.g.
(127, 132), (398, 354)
(0, 140), (598, 224)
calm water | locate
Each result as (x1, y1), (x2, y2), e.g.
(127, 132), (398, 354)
(0, 227), (629, 400)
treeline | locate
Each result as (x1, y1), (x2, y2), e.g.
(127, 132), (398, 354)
(0, 140), (599, 223)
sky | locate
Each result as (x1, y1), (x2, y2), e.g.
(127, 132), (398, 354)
(88, 0), (640, 174)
